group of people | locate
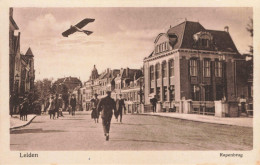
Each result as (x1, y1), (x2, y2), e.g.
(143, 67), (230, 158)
(90, 91), (126, 141)
(19, 97), (29, 121)
(44, 94), (77, 119)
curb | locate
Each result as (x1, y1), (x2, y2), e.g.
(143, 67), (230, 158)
(137, 113), (252, 128)
(10, 115), (37, 130)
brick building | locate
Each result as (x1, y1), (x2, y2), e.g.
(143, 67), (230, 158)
(143, 20), (248, 116)
(9, 8), (36, 115)
(81, 65), (143, 112)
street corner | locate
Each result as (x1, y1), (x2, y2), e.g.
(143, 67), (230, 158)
(10, 114), (37, 130)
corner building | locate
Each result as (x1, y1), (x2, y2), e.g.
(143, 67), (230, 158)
(144, 21), (244, 114)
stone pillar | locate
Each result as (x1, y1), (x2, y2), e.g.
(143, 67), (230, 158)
(167, 60), (170, 103)
(156, 102), (161, 112)
(160, 62), (163, 102)
(183, 99), (192, 114)
(211, 60), (216, 100)
(214, 100), (227, 117)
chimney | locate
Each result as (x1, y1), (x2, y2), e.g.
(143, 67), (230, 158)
(10, 8), (13, 17)
(224, 26), (229, 33)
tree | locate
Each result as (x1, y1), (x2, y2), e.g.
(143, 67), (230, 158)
(246, 18), (253, 55)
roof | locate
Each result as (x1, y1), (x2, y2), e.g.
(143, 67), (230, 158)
(10, 16), (19, 30)
(121, 68), (143, 80)
(54, 77), (82, 85)
(20, 54), (28, 63)
(149, 20), (239, 58)
(25, 47), (34, 56)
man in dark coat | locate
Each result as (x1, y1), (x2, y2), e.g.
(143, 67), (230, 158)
(97, 91), (116, 141)
(70, 95), (77, 116)
(116, 94), (126, 123)
(57, 94), (64, 117)
(150, 95), (157, 113)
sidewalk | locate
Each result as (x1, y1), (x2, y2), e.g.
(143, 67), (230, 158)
(10, 114), (37, 129)
(140, 112), (253, 127)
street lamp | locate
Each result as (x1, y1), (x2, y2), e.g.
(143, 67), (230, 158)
(168, 85), (174, 112)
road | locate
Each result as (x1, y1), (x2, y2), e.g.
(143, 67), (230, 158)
(10, 112), (253, 150)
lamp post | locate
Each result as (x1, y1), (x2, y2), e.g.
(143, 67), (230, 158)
(168, 85), (174, 112)
(13, 74), (20, 115)
(138, 78), (144, 113)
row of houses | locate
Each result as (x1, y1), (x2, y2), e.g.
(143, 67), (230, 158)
(74, 65), (143, 114)
(9, 8), (35, 115)
(73, 20), (252, 117)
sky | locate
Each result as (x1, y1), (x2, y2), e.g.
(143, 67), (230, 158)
(13, 7), (252, 82)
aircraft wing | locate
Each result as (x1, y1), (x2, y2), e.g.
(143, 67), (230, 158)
(62, 26), (77, 37)
(75, 18), (95, 29)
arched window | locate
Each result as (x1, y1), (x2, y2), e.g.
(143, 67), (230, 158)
(169, 59), (174, 77)
(150, 65), (154, 80)
(162, 61), (167, 78)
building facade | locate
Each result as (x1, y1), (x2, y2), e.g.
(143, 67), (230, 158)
(143, 21), (248, 116)
(9, 8), (36, 115)
(80, 65), (143, 112)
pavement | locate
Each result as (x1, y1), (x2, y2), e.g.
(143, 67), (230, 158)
(10, 114), (37, 129)
(140, 112), (253, 127)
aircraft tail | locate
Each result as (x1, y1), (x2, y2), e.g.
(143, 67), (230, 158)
(83, 30), (93, 35)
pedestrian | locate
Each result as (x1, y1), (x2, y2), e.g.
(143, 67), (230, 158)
(150, 95), (157, 113)
(48, 96), (55, 119)
(97, 91), (116, 141)
(116, 94), (126, 123)
(90, 93), (100, 123)
(20, 98), (29, 121)
(70, 95), (76, 116)
(58, 94), (64, 117)
(239, 95), (248, 116)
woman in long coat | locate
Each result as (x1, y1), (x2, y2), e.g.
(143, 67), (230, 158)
(90, 93), (99, 123)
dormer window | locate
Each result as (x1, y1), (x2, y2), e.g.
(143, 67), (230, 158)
(193, 31), (213, 48)
(201, 39), (209, 47)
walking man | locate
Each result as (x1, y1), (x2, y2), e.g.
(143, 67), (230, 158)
(58, 94), (64, 117)
(91, 93), (100, 123)
(48, 96), (56, 119)
(97, 91), (116, 141)
(150, 95), (157, 113)
(116, 94), (126, 123)
(70, 95), (76, 116)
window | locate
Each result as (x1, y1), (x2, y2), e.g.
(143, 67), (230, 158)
(169, 85), (175, 101)
(205, 85), (213, 101)
(216, 85), (224, 100)
(190, 59), (198, 76)
(215, 61), (222, 77)
(201, 39), (209, 47)
(162, 62), (167, 78)
(156, 87), (160, 101)
(191, 85), (200, 101)
(156, 63), (160, 79)
(150, 65), (154, 80)
(150, 88), (154, 94)
(163, 86), (167, 101)
(169, 60), (174, 77)
(204, 59), (211, 77)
